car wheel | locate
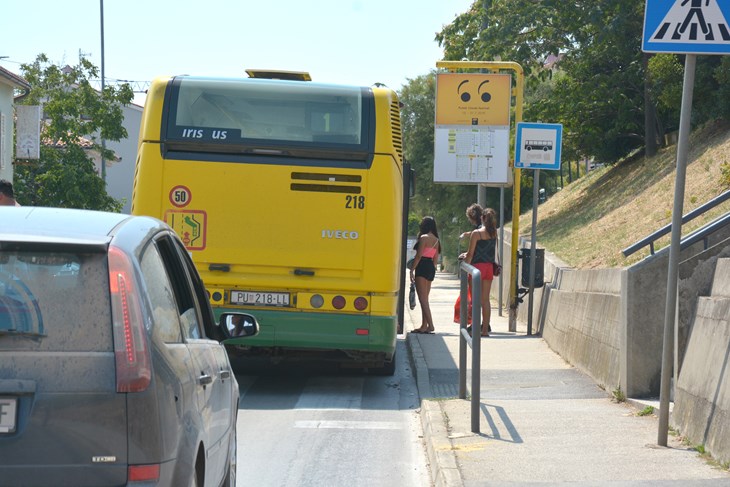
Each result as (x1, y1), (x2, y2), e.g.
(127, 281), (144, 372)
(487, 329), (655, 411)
(222, 423), (237, 487)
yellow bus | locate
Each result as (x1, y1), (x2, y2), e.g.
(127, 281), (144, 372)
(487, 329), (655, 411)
(132, 72), (409, 374)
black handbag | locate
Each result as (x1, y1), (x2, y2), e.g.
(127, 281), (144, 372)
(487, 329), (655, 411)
(409, 282), (417, 310)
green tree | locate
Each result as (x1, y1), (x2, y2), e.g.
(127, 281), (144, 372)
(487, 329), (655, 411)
(648, 54), (683, 135)
(436, 0), (655, 162)
(14, 54), (132, 210)
(437, 1), (730, 164)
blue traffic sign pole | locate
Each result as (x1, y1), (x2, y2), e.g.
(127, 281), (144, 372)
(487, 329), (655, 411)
(514, 122), (562, 335)
(642, 0), (720, 449)
(643, 0), (718, 448)
(658, 54), (696, 448)
(527, 168), (540, 336)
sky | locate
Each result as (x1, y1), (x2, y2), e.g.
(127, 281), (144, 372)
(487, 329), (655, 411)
(1, 0), (474, 106)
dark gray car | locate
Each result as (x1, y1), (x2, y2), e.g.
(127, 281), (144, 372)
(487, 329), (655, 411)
(0, 207), (257, 487)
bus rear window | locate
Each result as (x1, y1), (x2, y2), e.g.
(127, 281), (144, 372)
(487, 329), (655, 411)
(166, 77), (366, 149)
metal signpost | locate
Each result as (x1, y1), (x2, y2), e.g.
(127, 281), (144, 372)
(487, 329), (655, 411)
(435, 61), (525, 332)
(515, 122), (563, 335)
(642, 0), (730, 447)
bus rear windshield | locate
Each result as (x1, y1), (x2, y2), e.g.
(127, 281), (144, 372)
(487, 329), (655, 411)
(164, 77), (369, 155)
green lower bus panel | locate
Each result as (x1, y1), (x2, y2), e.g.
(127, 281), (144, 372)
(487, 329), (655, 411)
(215, 308), (396, 356)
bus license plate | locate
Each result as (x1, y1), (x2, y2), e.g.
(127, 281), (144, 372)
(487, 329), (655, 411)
(0, 397), (17, 433)
(230, 291), (290, 307)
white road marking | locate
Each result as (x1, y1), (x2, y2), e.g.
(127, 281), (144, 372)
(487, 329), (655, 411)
(294, 420), (403, 430)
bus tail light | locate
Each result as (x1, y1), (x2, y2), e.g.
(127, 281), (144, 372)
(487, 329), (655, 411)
(109, 246), (152, 393)
(332, 295), (346, 310)
(310, 294), (324, 309)
(354, 297), (368, 311)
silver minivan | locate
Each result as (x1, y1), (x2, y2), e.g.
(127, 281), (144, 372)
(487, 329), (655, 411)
(0, 207), (257, 486)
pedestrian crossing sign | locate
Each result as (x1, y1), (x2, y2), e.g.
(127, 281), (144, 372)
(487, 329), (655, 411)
(643, 0), (730, 54)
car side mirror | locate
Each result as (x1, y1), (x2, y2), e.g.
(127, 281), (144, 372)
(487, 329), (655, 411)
(219, 312), (259, 339)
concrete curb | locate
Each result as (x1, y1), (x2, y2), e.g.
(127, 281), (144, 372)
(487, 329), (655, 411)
(406, 333), (463, 487)
(406, 333), (432, 399)
(419, 400), (463, 487)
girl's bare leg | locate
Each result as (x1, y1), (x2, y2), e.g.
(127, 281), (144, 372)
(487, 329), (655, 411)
(415, 276), (434, 332)
(481, 279), (493, 336)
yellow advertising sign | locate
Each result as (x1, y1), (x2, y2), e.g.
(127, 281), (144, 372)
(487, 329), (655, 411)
(435, 73), (511, 126)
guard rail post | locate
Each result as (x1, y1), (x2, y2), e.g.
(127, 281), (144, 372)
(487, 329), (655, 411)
(458, 261), (482, 433)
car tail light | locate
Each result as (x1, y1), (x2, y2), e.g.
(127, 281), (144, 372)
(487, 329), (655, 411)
(128, 464), (160, 482)
(332, 295), (346, 310)
(109, 246), (151, 393)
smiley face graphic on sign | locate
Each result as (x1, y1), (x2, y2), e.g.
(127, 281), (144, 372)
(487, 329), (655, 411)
(436, 73), (511, 126)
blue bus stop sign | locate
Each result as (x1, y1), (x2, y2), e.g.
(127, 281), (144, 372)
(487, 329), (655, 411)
(643, 0), (730, 54)
(514, 122), (562, 171)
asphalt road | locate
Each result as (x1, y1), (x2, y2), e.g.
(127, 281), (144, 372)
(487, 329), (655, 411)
(230, 340), (431, 487)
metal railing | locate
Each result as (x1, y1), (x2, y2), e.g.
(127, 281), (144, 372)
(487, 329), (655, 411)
(458, 261), (483, 434)
(622, 189), (730, 257)
(677, 211), (730, 253)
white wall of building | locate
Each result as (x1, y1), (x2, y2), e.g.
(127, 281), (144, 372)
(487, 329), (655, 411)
(105, 103), (143, 214)
(0, 83), (13, 182)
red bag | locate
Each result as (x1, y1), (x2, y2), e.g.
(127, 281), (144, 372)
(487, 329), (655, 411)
(453, 288), (473, 324)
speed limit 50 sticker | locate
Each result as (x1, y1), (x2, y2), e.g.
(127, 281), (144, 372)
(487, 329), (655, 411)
(169, 185), (192, 208)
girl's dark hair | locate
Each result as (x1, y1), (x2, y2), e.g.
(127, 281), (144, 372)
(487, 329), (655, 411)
(414, 216), (441, 252)
(0, 179), (14, 198)
(482, 208), (497, 239)
(465, 203), (483, 226)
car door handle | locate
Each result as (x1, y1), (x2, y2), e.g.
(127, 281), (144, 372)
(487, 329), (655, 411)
(219, 370), (231, 380)
(198, 374), (213, 386)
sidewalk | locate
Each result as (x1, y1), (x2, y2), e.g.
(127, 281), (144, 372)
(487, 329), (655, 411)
(404, 271), (730, 487)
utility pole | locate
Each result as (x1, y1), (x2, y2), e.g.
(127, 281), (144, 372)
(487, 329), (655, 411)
(100, 0), (107, 182)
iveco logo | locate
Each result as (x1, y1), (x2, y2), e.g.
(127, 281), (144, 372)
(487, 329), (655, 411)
(321, 230), (359, 240)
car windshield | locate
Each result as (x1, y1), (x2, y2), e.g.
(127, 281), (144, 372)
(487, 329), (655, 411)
(0, 251), (112, 350)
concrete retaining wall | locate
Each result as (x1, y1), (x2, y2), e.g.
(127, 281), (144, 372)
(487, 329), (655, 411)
(493, 231), (622, 389)
(491, 227), (730, 465)
(673, 258), (730, 465)
(541, 285), (622, 389)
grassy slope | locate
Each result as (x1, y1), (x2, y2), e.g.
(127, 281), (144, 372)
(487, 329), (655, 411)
(516, 120), (730, 268)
